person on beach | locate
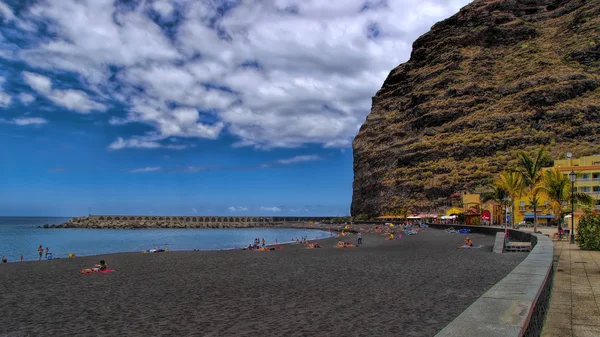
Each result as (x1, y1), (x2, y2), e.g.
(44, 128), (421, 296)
(98, 260), (107, 271)
(20, 254), (23, 262)
(459, 237), (474, 248)
(262, 238), (265, 247)
(357, 232), (363, 245)
(1, 256), (7, 263)
(45, 247), (49, 259)
(38, 245), (43, 261)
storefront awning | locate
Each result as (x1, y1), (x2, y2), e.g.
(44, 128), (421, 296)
(523, 212), (554, 219)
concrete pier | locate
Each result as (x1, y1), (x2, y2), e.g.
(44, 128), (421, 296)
(53, 215), (337, 229)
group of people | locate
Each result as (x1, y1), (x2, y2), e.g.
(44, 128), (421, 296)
(2, 245), (51, 264)
(38, 245), (51, 260)
(246, 238), (267, 250)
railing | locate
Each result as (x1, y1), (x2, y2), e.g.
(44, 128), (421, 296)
(576, 177), (600, 181)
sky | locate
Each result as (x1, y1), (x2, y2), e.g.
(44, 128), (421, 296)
(0, 0), (470, 217)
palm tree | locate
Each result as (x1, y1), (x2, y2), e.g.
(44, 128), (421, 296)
(482, 184), (509, 226)
(495, 171), (525, 228)
(517, 148), (552, 232)
(536, 169), (594, 233)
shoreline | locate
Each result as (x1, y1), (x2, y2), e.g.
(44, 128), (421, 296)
(4, 226), (340, 263)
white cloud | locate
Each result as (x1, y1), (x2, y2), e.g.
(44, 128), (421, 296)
(8, 0), (470, 148)
(108, 136), (194, 150)
(228, 206), (236, 212)
(277, 155), (321, 165)
(18, 93), (35, 104)
(0, 76), (11, 107)
(22, 72), (106, 113)
(228, 206), (248, 212)
(129, 166), (161, 173)
(0, 91), (10, 107)
(260, 206), (281, 212)
(191, 207), (197, 213)
(11, 117), (48, 125)
(0, 1), (15, 21)
(0, 117), (48, 125)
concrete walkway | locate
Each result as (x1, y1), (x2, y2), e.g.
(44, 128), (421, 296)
(541, 241), (600, 337)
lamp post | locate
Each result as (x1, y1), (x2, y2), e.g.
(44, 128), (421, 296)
(569, 170), (576, 244)
(503, 196), (510, 234)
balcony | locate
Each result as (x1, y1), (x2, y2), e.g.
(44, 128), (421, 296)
(577, 177), (600, 182)
(595, 206), (600, 210)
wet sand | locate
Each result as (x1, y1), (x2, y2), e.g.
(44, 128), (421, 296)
(0, 229), (526, 337)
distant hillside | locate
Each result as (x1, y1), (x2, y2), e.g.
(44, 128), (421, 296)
(351, 0), (600, 216)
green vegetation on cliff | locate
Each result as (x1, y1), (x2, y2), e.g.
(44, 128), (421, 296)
(352, 0), (600, 216)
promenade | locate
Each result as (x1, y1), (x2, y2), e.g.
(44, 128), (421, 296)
(541, 240), (600, 337)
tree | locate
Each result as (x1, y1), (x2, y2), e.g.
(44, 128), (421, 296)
(535, 169), (594, 233)
(494, 171), (525, 228)
(517, 148), (552, 232)
(482, 184), (510, 226)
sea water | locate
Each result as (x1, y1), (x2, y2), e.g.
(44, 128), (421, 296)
(0, 217), (332, 262)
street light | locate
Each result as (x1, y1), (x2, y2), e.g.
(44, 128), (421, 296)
(569, 170), (576, 244)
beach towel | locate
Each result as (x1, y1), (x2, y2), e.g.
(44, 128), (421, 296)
(457, 245), (484, 249)
(81, 269), (115, 274)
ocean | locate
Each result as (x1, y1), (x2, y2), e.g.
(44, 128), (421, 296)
(0, 217), (332, 262)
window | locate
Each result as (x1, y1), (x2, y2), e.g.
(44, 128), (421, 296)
(593, 162), (600, 166)
(594, 186), (600, 192)
(580, 186), (591, 193)
(581, 173), (591, 180)
(519, 201), (526, 211)
(593, 173), (600, 180)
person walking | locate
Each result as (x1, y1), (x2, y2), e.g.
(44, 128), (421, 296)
(38, 245), (43, 261)
(357, 232), (363, 245)
(45, 247), (49, 259)
(20, 254), (23, 262)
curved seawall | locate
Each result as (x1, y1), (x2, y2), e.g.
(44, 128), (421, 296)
(433, 225), (553, 337)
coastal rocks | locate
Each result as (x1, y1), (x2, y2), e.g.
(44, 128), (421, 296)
(351, 0), (600, 216)
(54, 218), (271, 229)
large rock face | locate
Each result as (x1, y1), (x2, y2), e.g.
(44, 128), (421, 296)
(352, 0), (600, 216)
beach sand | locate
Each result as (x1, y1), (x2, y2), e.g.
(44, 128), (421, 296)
(0, 229), (526, 337)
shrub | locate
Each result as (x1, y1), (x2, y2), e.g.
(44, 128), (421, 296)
(575, 211), (600, 250)
(471, 217), (481, 226)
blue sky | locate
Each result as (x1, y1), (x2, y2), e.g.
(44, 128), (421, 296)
(0, 0), (468, 216)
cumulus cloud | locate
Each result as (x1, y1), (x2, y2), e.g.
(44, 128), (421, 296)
(228, 206), (248, 212)
(277, 155), (321, 165)
(108, 137), (191, 150)
(22, 72), (105, 113)
(4, 0), (470, 148)
(129, 166), (161, 173)
(1, 117), (48, 125)
(0, 76), (11, 107)
(18, 93), (35, 104)
(260, 206), (281, 212)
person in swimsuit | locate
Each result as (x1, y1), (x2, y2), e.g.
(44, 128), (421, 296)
(1, 256), (7, 263)
(38, 245), (43, 261)
(99, 260), (107, 271)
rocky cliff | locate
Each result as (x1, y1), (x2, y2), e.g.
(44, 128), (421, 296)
(352, 0), (600, 216)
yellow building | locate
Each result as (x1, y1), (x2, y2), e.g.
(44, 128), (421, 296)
(508, 155), (600, 229)
(553, 154), (600, 229)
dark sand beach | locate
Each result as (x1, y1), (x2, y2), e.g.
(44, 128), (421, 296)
(0, 229), (526, 337)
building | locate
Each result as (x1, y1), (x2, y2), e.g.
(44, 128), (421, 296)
(553, 154), (600, 229)
(501, 154), (600, 229)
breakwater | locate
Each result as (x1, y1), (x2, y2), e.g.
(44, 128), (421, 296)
(49, 215), (336, 229)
